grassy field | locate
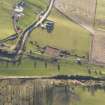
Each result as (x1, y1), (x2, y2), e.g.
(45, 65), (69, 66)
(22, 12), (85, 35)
(0, 0), (93, 76)
(0, 0), (105, 77)
(0, 0), (91, 55)
(30, 9), (91, 56)
(0, 1), (105, 105)
(0, 0), (105, 78)
(73, 87), (105, 105)
(0, 57), (104, 76)
(0, 0), (47, 38)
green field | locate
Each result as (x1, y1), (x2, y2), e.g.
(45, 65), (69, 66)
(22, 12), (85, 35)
(30, 9), (91, 56)
(0, 0), (104, 78)
(0, 0), (47, 38)
(0, 0), (105, 105)
(73, 87), (105, 105)
(0, 0), (93, 76)
(0, 58), (105, 76)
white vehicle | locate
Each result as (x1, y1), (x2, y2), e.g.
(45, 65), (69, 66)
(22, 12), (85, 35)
(14, 6), (24, 13)
(40, 23), (46, 29)
(38, 11), (45, 19)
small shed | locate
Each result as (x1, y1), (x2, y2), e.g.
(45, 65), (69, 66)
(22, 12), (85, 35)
(43, 46), (61, 57)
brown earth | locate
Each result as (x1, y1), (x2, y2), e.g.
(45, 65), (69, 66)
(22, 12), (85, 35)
(54, 0), (96, 26)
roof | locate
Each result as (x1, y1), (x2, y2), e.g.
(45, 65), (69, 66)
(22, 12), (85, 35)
(44, 46), (61, 57)
(14, 6), (24, 13)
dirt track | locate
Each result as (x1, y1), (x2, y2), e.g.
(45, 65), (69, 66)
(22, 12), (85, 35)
(90, 30), (105, 64)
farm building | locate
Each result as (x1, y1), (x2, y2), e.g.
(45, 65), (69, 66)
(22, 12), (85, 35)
(43, 46), (70, 58)
(43, 46), (61, 57)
